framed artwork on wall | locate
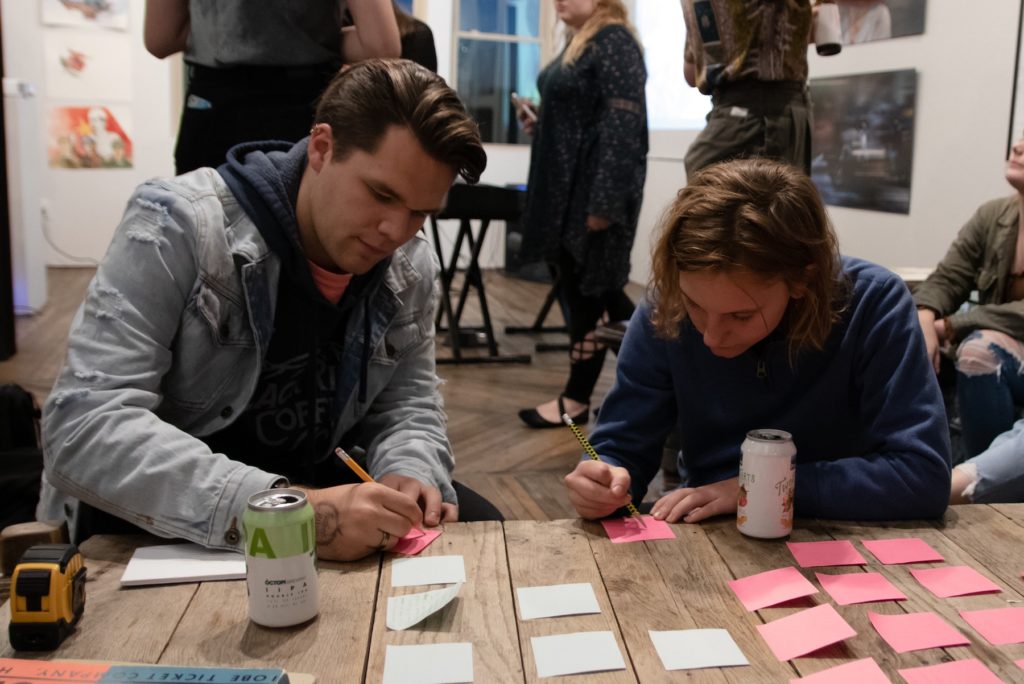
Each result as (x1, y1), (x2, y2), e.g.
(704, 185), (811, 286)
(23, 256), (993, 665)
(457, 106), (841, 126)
(43, 30), (132, 101)
(47, 105), (133, 169)
(839, 0), (926, 46)
(41, 0), (129, 31)
(809, 69), (917, 214)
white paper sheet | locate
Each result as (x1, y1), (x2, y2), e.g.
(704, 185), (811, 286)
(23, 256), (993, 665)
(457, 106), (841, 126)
(119, 543), (246, 587)
(382, 642), (473, 684)
(516, 582), (600, 620)
(391, 555), (466, 587)
(387, 582), (464, 631)
(649, 629), (749, 670)
(530, 631), (626, 678)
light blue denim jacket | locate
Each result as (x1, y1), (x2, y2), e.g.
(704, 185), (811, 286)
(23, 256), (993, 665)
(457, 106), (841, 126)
(38, 167), (455, 548)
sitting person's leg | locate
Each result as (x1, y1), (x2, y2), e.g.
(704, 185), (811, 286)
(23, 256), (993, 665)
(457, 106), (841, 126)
(951, 417), (1024, 503)
(955, 330), (1024, 457)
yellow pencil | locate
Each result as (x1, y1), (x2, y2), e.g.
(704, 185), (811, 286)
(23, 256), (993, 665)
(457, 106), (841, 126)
(561, 413), (643, 520)
(335, 447), (375, 483)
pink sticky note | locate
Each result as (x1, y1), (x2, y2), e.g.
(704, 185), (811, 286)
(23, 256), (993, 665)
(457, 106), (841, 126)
(910, 565), (1002, 598)
(756, 603), (857, 661)
(960, 606), (1024, 645)
(861, 537), (944, 564)
(898, 659), (1002, 684)
(601, 515), (676, 543)
(391, 528), (442, 556)
(867, 610), (969, 653)
(787, 540), (866, 568)
(815, 571), (906, 605)
(729, 566), (818, 612)
(789, 657), (889, 684)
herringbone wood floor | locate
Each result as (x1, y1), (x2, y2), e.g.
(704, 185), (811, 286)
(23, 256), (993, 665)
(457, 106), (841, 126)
(0, 267), (652, 521)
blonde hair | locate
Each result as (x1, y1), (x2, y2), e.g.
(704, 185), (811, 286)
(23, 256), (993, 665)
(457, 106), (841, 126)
(649, 158), (847, 358)
(562, 0), (636, 65)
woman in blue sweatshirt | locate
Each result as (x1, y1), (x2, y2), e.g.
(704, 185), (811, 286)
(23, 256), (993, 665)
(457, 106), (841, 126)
(565, 158), (952, 523)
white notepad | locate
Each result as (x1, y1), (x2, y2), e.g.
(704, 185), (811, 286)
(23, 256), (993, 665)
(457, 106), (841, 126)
(649, 629), (749, 670)
(531, 631), (626, 678)
(387, 583), (464, 631)
(390, 555), (466, 587)
(516, 582), (600, 620)
(382, 642), (473, 684)
(120, 543), (246, 587)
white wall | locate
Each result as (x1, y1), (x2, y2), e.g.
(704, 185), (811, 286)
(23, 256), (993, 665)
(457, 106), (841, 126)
(1, 0), (177, 269)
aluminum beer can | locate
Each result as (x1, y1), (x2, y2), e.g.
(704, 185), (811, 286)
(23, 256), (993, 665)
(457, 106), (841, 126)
(736, 429), (797, 539)
(242, 488), (319, 627)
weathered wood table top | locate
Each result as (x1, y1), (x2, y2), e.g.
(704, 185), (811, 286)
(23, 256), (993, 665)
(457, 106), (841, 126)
(2, 506), (1023, 683)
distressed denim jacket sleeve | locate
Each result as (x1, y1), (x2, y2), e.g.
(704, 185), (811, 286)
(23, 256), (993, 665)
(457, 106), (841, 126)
(40, 177), (279, 549)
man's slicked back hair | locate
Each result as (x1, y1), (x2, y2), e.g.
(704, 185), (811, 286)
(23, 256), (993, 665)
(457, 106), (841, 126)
(314, 58), (486, 183)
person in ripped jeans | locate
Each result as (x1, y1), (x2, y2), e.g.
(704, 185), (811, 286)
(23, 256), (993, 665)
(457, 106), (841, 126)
(915, 134), (1024, 504)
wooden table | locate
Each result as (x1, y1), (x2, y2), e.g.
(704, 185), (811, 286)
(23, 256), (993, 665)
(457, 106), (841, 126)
(3, 506), (1024, 682)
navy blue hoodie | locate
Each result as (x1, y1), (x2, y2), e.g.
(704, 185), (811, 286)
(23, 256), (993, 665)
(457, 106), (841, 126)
(590, 257), (952, 520)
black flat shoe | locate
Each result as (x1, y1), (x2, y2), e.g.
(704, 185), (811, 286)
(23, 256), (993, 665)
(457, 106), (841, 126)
(518, 396), (588, 429)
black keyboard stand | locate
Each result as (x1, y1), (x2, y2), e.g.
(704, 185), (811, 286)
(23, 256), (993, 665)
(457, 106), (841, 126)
(504, 276), (570, 353)
(430, 184), (531, 365)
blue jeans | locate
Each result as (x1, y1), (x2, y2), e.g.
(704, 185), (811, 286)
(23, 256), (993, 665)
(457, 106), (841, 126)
(955, 332), (1024, 458)
(959, 418), (1024, 502)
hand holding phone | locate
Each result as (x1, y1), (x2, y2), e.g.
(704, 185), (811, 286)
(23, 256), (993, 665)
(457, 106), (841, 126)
(511, 92), (538, 126)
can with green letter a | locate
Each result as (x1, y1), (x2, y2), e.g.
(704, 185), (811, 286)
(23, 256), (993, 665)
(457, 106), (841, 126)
(243, 488), (319, 627)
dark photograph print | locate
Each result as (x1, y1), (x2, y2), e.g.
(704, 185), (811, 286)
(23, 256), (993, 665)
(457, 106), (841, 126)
(810, 69), (917, 214)
(839, 0), (926, 46)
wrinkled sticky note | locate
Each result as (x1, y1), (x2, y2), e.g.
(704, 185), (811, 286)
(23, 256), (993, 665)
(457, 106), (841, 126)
(897, 659), (1002, 684)
(381, 642), (473, 684)
(386, 582), (463, 631)
(728, 566), (818, 612)
(392, 528), (442, 556)
(649, 629), (749, 670)
(601, 515), (676, 543)
(867, 610), (969, 653)
(815, 571), (906, 605)
(786, 540), (866, 568)
(861, 537), (943, 564)
(790, 657), (889, 684)
(756, 603), (856, 661)
(517, 582), (600, 620)
(531, 631), (626, 678)
(910, 565), (1002, 598)
(960, 606), (1024, 645)
(391, 555), (466, 587)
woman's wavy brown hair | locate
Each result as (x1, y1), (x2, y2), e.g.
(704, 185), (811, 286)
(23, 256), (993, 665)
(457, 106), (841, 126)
(649, 158), (847, 357)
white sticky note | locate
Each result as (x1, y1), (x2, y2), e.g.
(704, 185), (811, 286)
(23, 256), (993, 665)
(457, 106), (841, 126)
(387, 583), (464, 631)
(531, 631), (626, 678)
(391, 555), (467, 587)
(382, 642), (473, 684)
(120, 543), (245, 586)
(517, 582), (600, 620)
(649, 629), (749, 670)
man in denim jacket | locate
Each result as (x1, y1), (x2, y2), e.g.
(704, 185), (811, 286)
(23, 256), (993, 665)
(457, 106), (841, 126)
(38, 59), (492, 561)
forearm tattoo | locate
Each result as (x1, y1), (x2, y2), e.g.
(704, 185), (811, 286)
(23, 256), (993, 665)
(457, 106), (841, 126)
(314, 503), (342, 545)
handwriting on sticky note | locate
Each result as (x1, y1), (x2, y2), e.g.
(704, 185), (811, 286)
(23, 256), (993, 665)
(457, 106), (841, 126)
(392, 528), (442, 556)
(386, 582), (463, 631)
(601, 515), (676, 543)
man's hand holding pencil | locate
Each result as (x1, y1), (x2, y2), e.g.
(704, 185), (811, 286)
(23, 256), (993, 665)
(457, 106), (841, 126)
(564, 459), (635, 520)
